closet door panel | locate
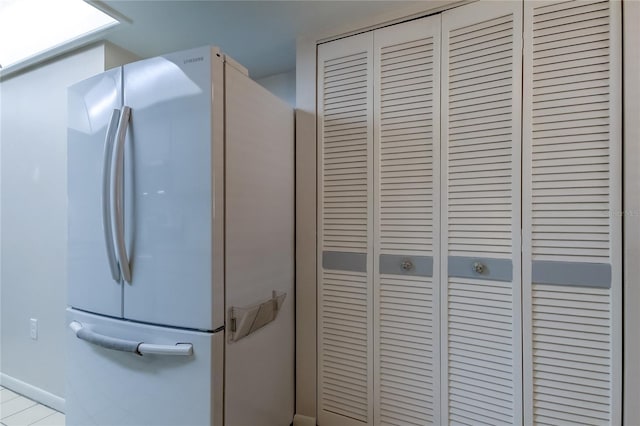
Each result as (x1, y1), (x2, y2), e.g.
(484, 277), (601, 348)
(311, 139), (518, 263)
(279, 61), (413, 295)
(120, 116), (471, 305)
(317, 33), (374, 426)
(441, 3), (523, 425)
(373, 15), (441, 426)
(522, 1), (621, 424)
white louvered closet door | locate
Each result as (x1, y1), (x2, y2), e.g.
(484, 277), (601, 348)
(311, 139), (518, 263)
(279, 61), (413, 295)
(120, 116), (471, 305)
(372, 15), (441, 426)
(441, 3), (523, 425)
(317, 33), (374, 426)
(522, 1), (622, 424)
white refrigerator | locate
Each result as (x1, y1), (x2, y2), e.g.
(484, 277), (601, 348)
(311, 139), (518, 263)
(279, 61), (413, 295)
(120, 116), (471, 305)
(66, 46), (294, 426)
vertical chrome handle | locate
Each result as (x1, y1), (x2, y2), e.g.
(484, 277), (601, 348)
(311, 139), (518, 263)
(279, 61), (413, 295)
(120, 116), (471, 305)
(102, 109), (121, 283)
(111, 106), (132, 283)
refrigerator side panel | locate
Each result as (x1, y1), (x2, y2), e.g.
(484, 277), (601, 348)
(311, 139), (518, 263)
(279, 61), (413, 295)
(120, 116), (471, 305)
(211, 50), (226, 333)
(224, 63), (295, 426)
(66, 308), (222, 426)
(67, 68), (123, 317)
(122, 46), (221, 330)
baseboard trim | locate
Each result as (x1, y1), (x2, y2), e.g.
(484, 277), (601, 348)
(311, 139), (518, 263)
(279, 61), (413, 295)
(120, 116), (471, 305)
(293, 413), (317, 426)
(0, 373), (65, 413)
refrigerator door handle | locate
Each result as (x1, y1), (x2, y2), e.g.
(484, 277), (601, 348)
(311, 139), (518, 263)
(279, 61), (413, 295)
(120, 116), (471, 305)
(136, 342), (194, 356)
(111, 106), (132, 283)
(102, 109), (122, 283)
(69, 321), (194, 356)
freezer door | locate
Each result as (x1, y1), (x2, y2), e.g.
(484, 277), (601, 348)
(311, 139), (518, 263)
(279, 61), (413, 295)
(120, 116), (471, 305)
(66, 308), (223, 426)
(121, 47), (224, 330)
(67, 68), (123, 317)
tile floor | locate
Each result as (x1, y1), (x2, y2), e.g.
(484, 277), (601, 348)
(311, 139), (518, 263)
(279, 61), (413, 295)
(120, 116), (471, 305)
(0, 387), (64, 426)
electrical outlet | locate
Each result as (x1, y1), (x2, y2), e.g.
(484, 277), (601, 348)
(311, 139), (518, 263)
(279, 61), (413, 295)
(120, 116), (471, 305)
(30, 318), (38, 340)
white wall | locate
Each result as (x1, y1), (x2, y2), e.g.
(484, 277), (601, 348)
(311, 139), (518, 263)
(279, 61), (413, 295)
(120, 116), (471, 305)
(0, 43), (136, 410)
(256, 70), (296, 107)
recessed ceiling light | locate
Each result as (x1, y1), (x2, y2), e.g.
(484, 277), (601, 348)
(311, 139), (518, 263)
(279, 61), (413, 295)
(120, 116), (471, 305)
(0, 0), (118, 70)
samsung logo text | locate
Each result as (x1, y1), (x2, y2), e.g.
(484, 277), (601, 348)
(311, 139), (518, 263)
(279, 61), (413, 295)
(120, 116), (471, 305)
(184, 57), (204, 64)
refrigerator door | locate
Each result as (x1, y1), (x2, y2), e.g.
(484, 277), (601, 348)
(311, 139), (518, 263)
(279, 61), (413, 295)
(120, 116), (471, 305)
(121, 47), (223, 330)
(66, 308), (223, 426)
(67, 68), (123, 317)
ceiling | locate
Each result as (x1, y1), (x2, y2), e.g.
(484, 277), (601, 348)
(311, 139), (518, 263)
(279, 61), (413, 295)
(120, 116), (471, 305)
(100, 1), (426, 79)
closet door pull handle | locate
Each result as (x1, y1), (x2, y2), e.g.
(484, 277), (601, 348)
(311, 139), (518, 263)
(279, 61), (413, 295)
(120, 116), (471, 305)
(472, 262), (485, 274)
(400, 259), (414, 271)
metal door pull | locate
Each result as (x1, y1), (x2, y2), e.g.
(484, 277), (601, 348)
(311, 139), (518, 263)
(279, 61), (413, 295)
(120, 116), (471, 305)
(401, 260), (414, 271)
(472, 262), (485, 274)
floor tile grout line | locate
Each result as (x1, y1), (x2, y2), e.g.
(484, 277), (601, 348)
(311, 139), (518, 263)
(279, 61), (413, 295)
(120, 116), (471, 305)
(28, 411), (58, 426)
(0, 398), (38, 421)
(0, 389), (22, 404)
(1, 392), (63, 425)
(0, 395), (21, 404)
(3, 402), (56, 426)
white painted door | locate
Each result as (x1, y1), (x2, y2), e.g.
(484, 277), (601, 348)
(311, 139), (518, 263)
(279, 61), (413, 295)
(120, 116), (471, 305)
(440, 2), (523, 424)
(317, 1), (622, 424)
(67, 68), (123, 318)
(522, 1), (622, 424)
(372, 15), (441, 426)
(121, 47), (223, 331)
(317, 32), (375, 426)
